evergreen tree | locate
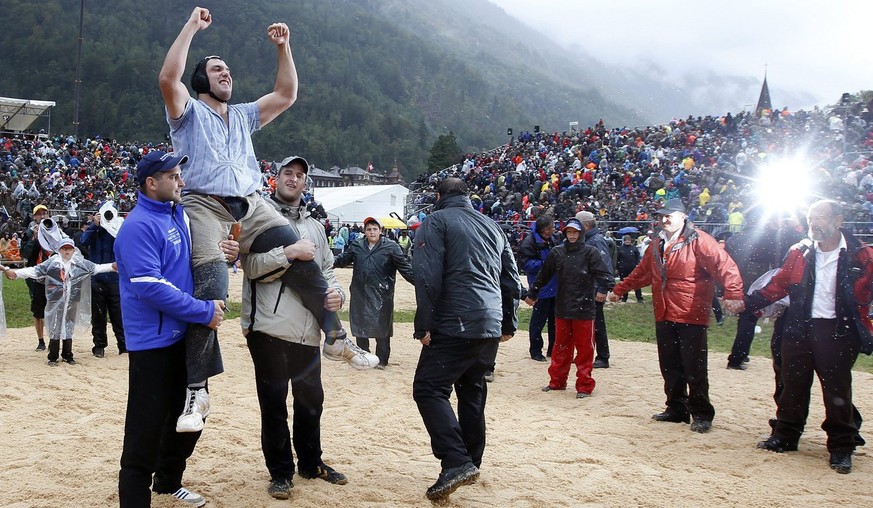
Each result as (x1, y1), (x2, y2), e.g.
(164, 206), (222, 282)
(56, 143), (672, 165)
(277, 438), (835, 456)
(427, 131), (462, 172)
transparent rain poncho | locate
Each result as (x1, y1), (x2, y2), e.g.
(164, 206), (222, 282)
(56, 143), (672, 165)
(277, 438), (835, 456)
(17, 249), (112, 340)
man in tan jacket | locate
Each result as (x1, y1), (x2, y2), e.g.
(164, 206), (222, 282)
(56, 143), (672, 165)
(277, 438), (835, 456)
(240, 155), (378, 499)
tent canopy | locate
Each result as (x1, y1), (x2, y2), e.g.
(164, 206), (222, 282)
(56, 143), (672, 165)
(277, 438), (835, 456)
(0, 96), (56, 132)
(314, 185), (409, 224)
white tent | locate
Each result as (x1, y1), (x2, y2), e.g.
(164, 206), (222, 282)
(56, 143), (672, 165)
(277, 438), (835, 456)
(0, 97), (56, 132)
(313, 185), (409, 224)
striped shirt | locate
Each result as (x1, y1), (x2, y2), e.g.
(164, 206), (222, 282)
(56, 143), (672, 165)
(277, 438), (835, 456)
(167, 98), (263, 197)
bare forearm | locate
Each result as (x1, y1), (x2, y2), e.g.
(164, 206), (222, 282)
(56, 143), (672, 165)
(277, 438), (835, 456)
(160, 20), (199, 86)
(273, 42), (298, 102)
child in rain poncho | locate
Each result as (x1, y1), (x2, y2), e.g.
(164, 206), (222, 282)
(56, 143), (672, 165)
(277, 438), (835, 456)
(3, 237), (115, 366)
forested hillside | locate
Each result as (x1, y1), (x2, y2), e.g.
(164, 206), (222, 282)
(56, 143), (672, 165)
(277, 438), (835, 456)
(1, 0), (645, 179)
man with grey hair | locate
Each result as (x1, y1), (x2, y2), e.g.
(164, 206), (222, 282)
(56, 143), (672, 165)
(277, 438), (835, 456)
(746, 199), (873, 474)
(576, 210), (613, 368)
(609, 198), (744, 434)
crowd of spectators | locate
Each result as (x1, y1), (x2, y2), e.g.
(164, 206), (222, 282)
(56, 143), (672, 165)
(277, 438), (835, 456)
(0, 135), (280, 242)
(410, 96), (873, 244)
(2, 95), (872, 252)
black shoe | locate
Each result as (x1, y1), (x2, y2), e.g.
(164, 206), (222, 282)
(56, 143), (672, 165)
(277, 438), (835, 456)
(829, 452), (852, 474)
(531, 354), (547, 362)
(118, 347), (128, 354)
(690, 418), (712, 433)
(299, 463), (348, 485)
(62, 358), (76, 365)
(47, 360), (58, 367)
(637, 299), (645, 303)
(483, 371), (494, 383)
(593, 359), (609, 369)
(726, 362), (747, 371)
(652, 411), (690, 423)
(717, 318), (726, 326)
(425, 462), (479, 501)
(855, 433), (866, 447)
(36, 340), (46, 351)
(92, 347), (105, 358)
(757, 435), (798, 453)
(742, 356), (750, 364)
(267, 478), (292, 499)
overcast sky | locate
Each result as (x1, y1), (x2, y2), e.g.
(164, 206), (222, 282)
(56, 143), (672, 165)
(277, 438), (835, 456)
(488, 0), (871, 107)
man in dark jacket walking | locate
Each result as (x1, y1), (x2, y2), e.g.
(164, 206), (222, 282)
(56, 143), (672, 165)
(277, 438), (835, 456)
(516, 215), (559, 361)
(576, 211), (614, 368)
(412, 178), (521, 503)
(334, 216), (414, 369)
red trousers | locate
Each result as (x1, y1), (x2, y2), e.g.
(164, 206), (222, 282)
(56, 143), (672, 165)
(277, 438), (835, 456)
(548, 318), (595, 394)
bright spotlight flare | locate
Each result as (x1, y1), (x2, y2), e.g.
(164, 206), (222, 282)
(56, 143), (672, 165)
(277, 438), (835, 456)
(754, 157), (814, 214)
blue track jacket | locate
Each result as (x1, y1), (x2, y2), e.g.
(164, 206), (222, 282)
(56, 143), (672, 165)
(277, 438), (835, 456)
(114, 192), (214, 351)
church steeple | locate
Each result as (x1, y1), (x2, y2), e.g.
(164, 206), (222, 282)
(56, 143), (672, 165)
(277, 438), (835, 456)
(755, 66), (772, 115)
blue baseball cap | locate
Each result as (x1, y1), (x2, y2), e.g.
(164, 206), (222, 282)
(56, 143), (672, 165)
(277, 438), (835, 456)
(562, 218), (584, 232)
(136, 151), (188, 185)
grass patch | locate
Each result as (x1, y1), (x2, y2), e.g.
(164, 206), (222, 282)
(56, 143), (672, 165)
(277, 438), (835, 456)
(391, 301), (873, 374)
(5, 279), (871, 373)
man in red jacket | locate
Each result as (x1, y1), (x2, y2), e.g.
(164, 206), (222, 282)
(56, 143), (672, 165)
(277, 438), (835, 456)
(609, 199), (744, 433)
(746, 200), (873, 474)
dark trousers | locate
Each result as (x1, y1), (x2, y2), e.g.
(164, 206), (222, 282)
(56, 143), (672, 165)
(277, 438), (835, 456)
(712, 296), (723, 322)
(247, 331), (324, 480)
(412, 336), (499, 470)
(26, 279), (47, 319)
(47, 338), (74, 362)
(727, 310), (758, 366)
(356, 336), (390, 365)
(528, 296), (555, 358)
(619, 271), (643, 301)
(773, 319), (859, 452)
(594, 301), (609, 362)
(655, 321), (715, 421)
(91, 277), (126, 350)
(119, 340), (202, 508)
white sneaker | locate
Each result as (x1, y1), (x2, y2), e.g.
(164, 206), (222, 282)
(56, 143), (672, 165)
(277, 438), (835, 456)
(163, 486), (206, 507)
(323, 337), (380, 370)
(176, 388), (205, 433)
(194, 388), (210, 418)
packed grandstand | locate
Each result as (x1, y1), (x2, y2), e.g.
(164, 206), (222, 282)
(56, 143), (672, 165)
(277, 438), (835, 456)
(1, 94), (872, 261)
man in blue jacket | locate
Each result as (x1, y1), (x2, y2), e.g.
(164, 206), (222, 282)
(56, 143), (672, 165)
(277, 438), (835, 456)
(80, 207), (126, 357)
(412, 177), (521, 503)
(515, 215), (558, 361)
(116, 151), (227, 508)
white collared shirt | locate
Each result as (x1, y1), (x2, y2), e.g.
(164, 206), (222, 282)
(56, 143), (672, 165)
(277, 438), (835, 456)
(811, 234), (847, 319)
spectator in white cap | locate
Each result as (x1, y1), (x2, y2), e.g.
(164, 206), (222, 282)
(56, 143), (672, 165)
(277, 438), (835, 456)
(575, 210), (614, 369)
